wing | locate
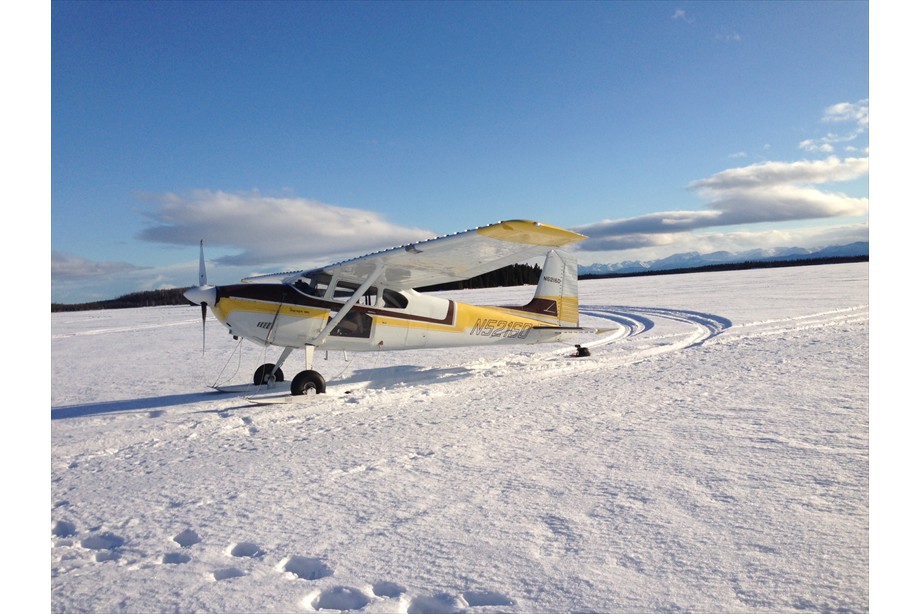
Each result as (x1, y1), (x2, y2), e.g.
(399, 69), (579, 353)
(242, 220), (586, 289)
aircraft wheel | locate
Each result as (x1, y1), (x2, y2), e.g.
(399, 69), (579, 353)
(291, 370), (326, 395)
(254, 363), (284, 385)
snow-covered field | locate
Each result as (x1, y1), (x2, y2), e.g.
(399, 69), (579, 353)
(51, 263), (869, 613)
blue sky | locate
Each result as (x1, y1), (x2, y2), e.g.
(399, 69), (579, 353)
(50, 1), (868, 303)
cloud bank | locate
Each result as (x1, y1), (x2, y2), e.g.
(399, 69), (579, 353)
(52, 252), (145, 280)
(137, 191), (434, 268)
(52, 253), (161, 303)
(576, 155), (868, 252)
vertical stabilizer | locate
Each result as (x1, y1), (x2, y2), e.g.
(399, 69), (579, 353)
(517, 250), (580, 326)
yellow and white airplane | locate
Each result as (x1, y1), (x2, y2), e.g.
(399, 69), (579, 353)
(184, 220), (590, 395)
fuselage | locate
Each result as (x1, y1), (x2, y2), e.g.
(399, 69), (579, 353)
(209, 280), (565, 352)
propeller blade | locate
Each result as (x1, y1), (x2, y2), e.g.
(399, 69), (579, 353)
(200, 303), (207, 355)
(198, 239), (208, 286)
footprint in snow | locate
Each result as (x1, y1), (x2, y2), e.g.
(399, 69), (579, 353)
(52, 520), (76, 538)
(80, 532), (124, 562)
(308, 586), (370, 612)
(227, 542), (265, 558)
(372, 581), (406, 598)
(407, 593), (465, 614)
(161, 552), (191, 565)
(463, 590), (515, 607)
(277, 555), (333, 580)
(173, 529), (201, 548)
(94, 550), (120, 562)
(212, 567), (245, 581)
(80, 532), (124, 551)
(238, 416), (258, 434)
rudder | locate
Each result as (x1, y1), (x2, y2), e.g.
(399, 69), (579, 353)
(518, 250), (580, 326)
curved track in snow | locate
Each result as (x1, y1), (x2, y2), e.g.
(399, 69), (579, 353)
(711, 305), (868, 344)
(381, 305), (740, 391)
(578, 305), (732, 352)
(564, 303), (867, 372)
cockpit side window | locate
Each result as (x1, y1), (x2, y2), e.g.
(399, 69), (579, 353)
(293, 274), (331, 298)
(294, 275), (405, 309)
(332, 280), (378, 305)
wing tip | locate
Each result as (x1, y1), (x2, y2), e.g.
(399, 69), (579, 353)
(478, 219), (587, 246)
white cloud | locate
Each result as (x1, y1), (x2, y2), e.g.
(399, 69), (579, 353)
(576, 223), (868, 266)
(137, 190), (434, 268)
(715, 31), (742, 43)
(576, 156), (868, 252)
(823, 99), (869, 129)
(671, 9), (693, 23)
(799, 139), (835, 154)
(53, 192), (440, 303)
(800, 99), (869, 153)
(689, 156), (868, 191)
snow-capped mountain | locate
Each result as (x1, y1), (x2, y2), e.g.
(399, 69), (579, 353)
(579, 242), (868, 276)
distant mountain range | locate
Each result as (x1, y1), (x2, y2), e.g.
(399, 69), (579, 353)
(578, 242), (869, 277)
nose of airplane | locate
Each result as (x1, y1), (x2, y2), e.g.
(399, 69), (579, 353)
(184, 285), (217, 306)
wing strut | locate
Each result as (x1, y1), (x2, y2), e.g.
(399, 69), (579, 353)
(307, 264), (384, 348)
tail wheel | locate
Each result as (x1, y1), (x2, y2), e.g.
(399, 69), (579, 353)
(254, 364), (284, 385)
(291, 370), (326, 395)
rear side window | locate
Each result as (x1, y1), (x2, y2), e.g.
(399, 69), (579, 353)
(382, 289), (408, 309)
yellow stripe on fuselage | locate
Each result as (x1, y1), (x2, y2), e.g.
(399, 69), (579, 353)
(454, 303), (548, 330)
(372, 302), (550, 334)
(213, 297), (328, 324)
(486, 296), (579, 325)
(214, 296), (564, 339)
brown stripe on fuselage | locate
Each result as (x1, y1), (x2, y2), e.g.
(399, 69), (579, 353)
(216, 284), (456, 326)
(502, 297), (558, 317)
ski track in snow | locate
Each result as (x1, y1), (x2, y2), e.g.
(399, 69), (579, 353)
(51, 264), (869, 613)
(331, 302), (867, 394)
(50, 317), (201, 339)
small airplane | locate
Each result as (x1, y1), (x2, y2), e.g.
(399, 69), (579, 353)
(184, 220), (592, 396)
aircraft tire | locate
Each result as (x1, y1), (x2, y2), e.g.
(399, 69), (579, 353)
(291, 370), (326, 395)
(254, 363), (285, 385)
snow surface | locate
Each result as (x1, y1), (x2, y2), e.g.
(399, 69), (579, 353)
(51, 263), (869, 613)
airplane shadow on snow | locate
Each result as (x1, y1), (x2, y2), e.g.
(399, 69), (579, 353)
(332, 364), (474, 390)
(51, 364), (476, 420)
(51, 391), (244, 420)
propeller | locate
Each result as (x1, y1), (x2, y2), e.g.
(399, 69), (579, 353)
(183, 240), (217, 354)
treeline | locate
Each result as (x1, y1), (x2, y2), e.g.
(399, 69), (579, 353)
(420, 263), (542, 291)
(579, 255), (869, 281)
(51, 288), (193, 312)
(51, 256), (867, 312)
